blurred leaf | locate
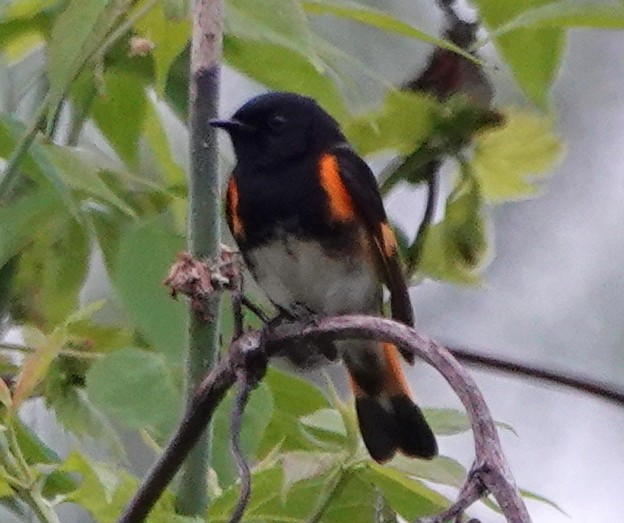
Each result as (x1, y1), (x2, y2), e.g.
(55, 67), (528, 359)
(211, 381), (273, 486)
(301, 408), (346, 438)
(135, 0), (190, 94)
(0, 0), (60, 19)
(0, 478), (12, 498)
(390, 454), (466, 488)
(112, 214), (186, 361)
(0, 376), (11, 409)
(41, 144), (135, 215)
(418, 175), (487, 285)
(520, 488), (568, 515)
(12, 216), (90, 327)
(45, 372), (125, 458)
(159, 0), (188, 21)
(9, 419), (78, 497)
(12, 328), (65, 407)
(224, 35), (347, 121)
(424, 408), (516, 437)
(91, 69), (149, 167)
(46, 0), (124, 124)
(208, 464), (377, 522)
(0, 115), (79, 218)
(304, 0), (476, 62)
(472, 0), (564, 106)
(344, 90), (439, 155)
(495, 2), (624, 33)
(86, 347), (180, 429)
(471, 110), (562, 202)
(225, 0), (320, 68)
(281, 450), (338, 496)
(423, 408), (471, 436)
(363, 463), (449, 519)
(257, 369), (331, 456)
(0, 186), (61, 269)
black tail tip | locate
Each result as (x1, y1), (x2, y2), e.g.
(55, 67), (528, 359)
(356, 395), (438, 463)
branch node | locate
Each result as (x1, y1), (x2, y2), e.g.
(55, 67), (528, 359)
(164, 246), (243, 321)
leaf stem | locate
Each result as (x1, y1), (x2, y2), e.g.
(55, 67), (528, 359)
(0, 99), (48, 203)
(307, 466), (351, 523)
(407, 170), (439, 274)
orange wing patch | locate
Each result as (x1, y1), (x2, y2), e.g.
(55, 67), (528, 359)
(226, 177), (244, 239)
(318, 153), (356, 222)
(380, 222), (398, 258)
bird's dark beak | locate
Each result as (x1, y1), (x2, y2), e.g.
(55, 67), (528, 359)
(209, 118), (254, 134)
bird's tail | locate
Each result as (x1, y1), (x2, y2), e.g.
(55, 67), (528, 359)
(345, 342), (438, 463)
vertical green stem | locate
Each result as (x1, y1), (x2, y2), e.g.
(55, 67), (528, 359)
(175, 0), (223, 516)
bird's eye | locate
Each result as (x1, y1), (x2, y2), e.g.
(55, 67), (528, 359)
(268, 114), (288, 131)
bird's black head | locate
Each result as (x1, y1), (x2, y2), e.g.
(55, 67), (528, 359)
(210, 92), (345, 168)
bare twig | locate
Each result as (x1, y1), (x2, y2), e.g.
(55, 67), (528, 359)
(118, 314), (530, 523)
(448, 345), (624, 408)
(227, 368), (252, 523)
(407, 171), (439, 273)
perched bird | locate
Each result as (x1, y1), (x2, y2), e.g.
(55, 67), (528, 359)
(210, 92), (437, 462)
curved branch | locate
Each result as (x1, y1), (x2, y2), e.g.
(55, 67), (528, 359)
(118, 315), (530, 523)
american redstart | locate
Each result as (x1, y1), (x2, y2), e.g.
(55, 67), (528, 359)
(210, 92), (437, 462)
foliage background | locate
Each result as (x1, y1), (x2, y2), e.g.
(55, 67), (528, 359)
(0, 0), (623, 522)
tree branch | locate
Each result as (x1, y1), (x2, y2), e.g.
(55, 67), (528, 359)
(118, 314), (530, 523)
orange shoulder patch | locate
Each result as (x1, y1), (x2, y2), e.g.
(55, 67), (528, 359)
(226, 177), (244, 239)
(380, 222), (398, 258)
(318, 153), (355, 222)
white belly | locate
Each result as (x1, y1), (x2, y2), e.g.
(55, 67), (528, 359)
(247, 235), (379, 316)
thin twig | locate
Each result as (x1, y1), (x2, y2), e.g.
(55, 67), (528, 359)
(227, 369), (252, 523)
(0, 342), (104, 361)
(407, 170), (439, 273)
(449, 345), (624, 408)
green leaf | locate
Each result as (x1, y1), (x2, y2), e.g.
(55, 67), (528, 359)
(471, 0), (565, 106)
(91, 69), (149, 167)
(12, 327), (66, 407)
(304, 0), (477, 62)
(494, 2), (624, 34)
(12, 215), (90, 328)
(423, 408), (471, 436)
(390, 454), (466, 488)
(520, 488), (568, 516)
(225, 0), (321, 68)
(418, 175), (487, 285)
(46, 0), (122, 124)
(257, 369), (331, 456)
(159, 0), (188, 21)
(281, 450), (338, 496)
(0, 187), (61, 269)
(224, 35), (347, 121)
(85, 347), (181, 429)
(0, 115), (79, 218)
(344, 90), (439, 155)
(471, 110), (562, 202)
(211, 381), (274, 486)
(45, 368), (126, 458)
(135, 1), (190, 94)
(301, 408), (346, 438)
(363, 463), (449, 519)
(112, 214), (186, 361)
(40, 144), (135, 215)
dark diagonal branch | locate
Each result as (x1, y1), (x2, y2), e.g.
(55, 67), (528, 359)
(118, 314), (530, 523)
(448, 345), (624, 408)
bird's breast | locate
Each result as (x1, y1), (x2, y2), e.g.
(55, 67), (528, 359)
(246, 233), (380, 316)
